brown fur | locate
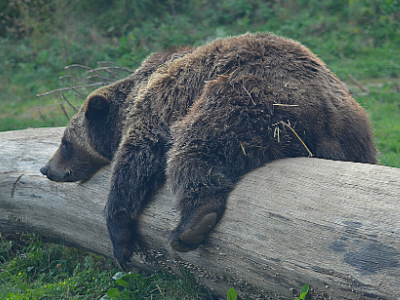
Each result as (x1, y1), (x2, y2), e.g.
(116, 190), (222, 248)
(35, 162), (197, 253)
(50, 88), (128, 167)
(40, 32), (377, 266)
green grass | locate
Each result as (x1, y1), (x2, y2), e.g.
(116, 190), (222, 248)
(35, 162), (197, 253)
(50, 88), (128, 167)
(103, 271), (208, 300)
(0, 117), (58, 132)
(0, 234), (210, 300)
(353, 80), (400, 167)
(0, 234), (119, 299)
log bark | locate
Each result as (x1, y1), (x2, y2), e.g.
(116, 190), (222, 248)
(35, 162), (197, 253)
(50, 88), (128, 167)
(1, 127), (400, 300)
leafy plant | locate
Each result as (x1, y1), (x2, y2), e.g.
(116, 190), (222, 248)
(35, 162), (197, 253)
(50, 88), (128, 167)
(294, 283), (310, 300)
(227, 287), (238, 300)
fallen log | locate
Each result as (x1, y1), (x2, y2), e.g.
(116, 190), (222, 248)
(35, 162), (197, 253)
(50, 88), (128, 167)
(1, 127), (400, 299)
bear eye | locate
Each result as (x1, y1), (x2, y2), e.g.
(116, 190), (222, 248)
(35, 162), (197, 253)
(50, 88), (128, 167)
(62, 138), (70, 147)
(61, 138), (73, 156)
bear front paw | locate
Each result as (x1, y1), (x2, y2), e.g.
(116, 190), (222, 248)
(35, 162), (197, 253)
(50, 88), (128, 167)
(169, 212), (218, 252)
(106, 215), (139, 269)
(112, 234), (137, 270)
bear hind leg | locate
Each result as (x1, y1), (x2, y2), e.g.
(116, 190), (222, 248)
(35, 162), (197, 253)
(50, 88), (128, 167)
(169, 207), (220, 252)
(168, 152), (233, 252)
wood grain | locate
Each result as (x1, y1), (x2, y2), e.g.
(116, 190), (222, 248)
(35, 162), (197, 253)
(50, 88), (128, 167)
(1, 127), (400, 299)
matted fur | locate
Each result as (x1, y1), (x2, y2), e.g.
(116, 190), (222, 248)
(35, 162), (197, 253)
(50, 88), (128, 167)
(41, 32), (377, 266)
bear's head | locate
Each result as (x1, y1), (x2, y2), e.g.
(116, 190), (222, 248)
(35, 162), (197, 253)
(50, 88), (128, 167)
(40, 92), (117, 182)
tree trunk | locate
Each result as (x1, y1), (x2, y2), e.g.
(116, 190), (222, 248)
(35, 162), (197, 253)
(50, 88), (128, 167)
(1, 127), (400, 300)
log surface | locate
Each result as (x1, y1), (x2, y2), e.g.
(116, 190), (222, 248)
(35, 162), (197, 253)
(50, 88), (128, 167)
(1, 127), (400, 299)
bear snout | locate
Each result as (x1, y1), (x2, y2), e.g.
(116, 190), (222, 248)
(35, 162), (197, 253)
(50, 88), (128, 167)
(40, 166), (48, 176)
(40, 163), (69, 182)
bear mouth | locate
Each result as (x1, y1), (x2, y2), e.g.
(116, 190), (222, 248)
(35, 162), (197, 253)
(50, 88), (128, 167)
(40, 167), (73, 182)
(40, 166), (94, 183)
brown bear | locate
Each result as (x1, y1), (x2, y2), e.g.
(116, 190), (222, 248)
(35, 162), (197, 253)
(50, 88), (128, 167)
(40, 32), (377, 267)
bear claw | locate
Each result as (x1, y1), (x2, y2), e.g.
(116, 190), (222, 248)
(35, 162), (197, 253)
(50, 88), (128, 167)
(170, 212), (218, 252)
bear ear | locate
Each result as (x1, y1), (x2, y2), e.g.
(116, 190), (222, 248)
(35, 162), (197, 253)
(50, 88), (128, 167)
(85, 95), (110, 121)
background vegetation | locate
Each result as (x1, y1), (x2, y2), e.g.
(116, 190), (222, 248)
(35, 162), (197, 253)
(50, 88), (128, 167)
(1, 0), (399, 299)
(1, 0), (399, 167)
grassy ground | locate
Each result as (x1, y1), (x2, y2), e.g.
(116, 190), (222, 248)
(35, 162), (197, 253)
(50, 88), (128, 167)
(0, 1), (399, 299)
(348, 78), (400, 167)
(0, 234), (119, 299)
(0, 234), (210, 300)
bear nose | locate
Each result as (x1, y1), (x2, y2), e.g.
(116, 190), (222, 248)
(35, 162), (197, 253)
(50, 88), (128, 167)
(40, 166), (48, 176)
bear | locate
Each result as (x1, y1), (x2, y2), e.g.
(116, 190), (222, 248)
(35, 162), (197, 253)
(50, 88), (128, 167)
(40, 32), (377, 268)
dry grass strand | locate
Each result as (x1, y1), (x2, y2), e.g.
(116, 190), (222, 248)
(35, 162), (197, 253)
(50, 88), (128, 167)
(279, 120), (313, 157)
